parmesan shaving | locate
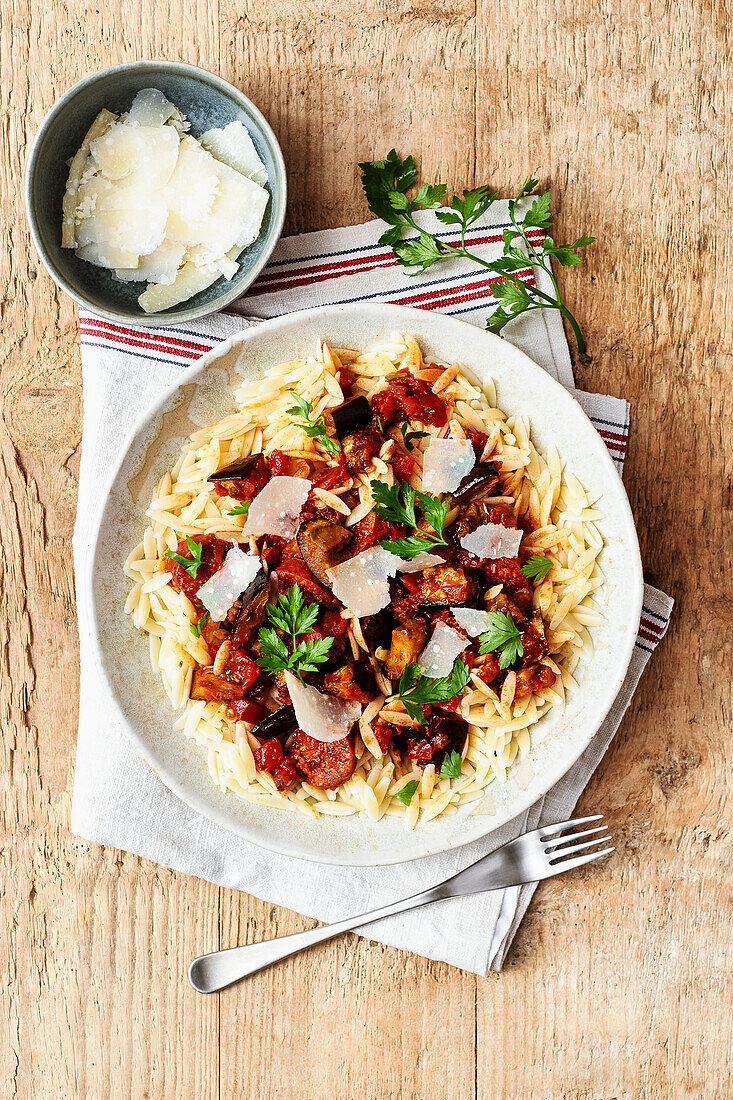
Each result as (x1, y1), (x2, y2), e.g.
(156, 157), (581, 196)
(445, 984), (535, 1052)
(418, 622), (470, 678)
(284, 672), (361, 744)
(460, 522), (523, 560)
(197, 547), (261, 622)
(242, 476), (311, 539)
(422, 437), (476, 495)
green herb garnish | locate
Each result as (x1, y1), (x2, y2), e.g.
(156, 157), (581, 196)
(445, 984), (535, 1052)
(399, 423), (429, 452)
(396, 658), (472, 722)
(166, 535), (205, 578)
(287, 391), (340, 455)
(440, 750), (463, 779)
(190, 610), (209, 638)
(375, 414), (385, 434)
(394, 779), (420, 806)
(227, 502), (250, 517)
(359, 150), (594, 354)
(370, 478), (448, 560)
(478, 611), (524, 670)
(256, 584), (333, 679)
(520, 554), (553, 582)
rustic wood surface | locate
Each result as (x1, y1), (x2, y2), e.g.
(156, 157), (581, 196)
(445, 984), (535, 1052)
(1, 0), (730, 1097)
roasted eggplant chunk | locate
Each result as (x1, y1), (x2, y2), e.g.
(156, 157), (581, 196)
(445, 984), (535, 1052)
(331, 396), (372, 439)
(296, 519), (352, 586)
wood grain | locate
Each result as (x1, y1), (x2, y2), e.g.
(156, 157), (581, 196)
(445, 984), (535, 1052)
(1, 0), (730, 1097)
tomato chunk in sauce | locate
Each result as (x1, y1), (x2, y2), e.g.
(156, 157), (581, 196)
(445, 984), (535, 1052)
(371, 371), (447, 427)
(166, 534), (227, 603)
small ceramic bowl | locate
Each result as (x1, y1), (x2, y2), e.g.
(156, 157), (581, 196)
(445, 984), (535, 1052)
(25, 61), (286, 326)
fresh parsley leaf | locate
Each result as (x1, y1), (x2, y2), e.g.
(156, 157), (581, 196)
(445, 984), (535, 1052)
(478, 611), (524, 670)
(359, 155), (593, 354)
(287, 390), (340, 455)
(190, 610), (209, 638)
(371, 478), (448, 560)
(394, 779), (420, 806)
(396, 659), (471, 722)
(440, 750), (463, 779)
(393, 231), (444, 272)
(228, 502), (250, 516)
(166, 535), (205, 578)
(256, 584), (333, 679)
(399, 423), (429, 451)
(520, 554), (553, 582)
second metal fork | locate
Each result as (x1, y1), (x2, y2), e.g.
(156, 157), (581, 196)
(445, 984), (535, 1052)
(188, 814), (613, 992)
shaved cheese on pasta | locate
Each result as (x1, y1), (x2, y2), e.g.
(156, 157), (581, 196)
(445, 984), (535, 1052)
(418, 622), (469, 678)
(327, 547), (399, 617)
(284, 672), (361, 744)
(460, 522), (522, 560)
(242, 476), (311, 539)
(450, 606), (492, 637)
(422, 437), (475, 495)
(394, 551), (445, 572)
(197, 547), (261, 621)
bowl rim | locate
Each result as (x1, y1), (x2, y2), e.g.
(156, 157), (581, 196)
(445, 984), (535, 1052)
(24, 59), (287, 326)
(86, 302), (644, 865)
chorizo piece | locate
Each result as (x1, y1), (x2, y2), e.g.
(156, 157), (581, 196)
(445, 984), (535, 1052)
(289, 730), (356, 789)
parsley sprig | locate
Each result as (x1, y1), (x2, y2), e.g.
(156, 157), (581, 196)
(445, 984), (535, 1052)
(370, 478), (448, 561)
(228, 502), (250, 517)
(190, 610), (209, 638)
(287, 391), (340, 455)
(256, 584), (334, 680)
(166, 536), (205, 578)
(399, 423), (429, 452)
(521, 554), (553, 582)
(440, 750), (463, 779)
(478, 611), (524, 670)
(394, 779), (420, 807)
(359, 151), (594, 354)
(395, 658), (471, 722)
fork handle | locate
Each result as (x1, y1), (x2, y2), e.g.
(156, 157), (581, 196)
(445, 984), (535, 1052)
(188, 882), (452, 993)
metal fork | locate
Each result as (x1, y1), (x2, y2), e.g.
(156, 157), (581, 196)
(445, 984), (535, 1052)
(188, 814), (613, 992)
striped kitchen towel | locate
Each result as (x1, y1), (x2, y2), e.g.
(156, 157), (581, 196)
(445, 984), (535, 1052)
(72, 205), (672, 975)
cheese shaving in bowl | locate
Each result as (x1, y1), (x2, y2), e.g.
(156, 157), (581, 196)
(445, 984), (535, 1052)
(284, 672), (361, 744)
(418, 621), (470, 677)
(460, 522), (523, 560)
(197, 547), (261, 621)
(242, 476), (312, 539)
(422, 437), (476, 495)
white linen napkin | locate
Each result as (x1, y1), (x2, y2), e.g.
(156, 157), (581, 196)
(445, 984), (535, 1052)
(71, 207), (672, 974)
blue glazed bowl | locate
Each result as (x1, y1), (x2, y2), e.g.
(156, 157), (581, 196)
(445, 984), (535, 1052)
(25, 61), (286, 326)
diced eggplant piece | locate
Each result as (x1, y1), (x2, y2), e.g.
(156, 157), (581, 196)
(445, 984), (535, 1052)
(331, 396), (372, 439)
(452, 461), (500, 503)
(341, 429), (382, 473)
(296, 518), (352, 586)
(252, 704), (298, 744)
(190, 667), (246, 701)
(206, 453), (268, 482)
(230, 572), (272, 647)
(323, 662), (375, 704)
(384, 616), (427, 679)
(361, 605), (396, 651)
(411, 565), (472, 608)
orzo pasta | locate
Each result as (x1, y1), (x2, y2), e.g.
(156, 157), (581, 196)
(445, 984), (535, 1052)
(124, 334), (604, 829)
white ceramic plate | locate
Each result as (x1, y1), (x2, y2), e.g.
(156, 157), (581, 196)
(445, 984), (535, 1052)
(89, 303), (643, 865)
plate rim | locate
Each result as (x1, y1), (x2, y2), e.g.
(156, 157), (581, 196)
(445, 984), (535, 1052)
(86, 302), (644, 865)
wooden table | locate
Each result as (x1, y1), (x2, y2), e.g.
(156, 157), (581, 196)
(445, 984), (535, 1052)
(2, 2), (730, 1097)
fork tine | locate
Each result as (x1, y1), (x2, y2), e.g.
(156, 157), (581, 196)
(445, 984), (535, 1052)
(548, 835), (613, 863)
(539, 814), (603, 840)
(544, 825), (608, 850)
(548, 846), (615, 873)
